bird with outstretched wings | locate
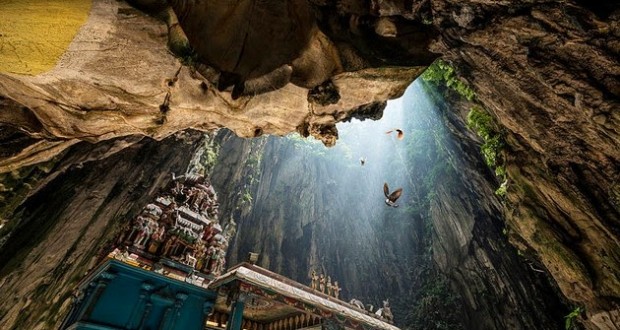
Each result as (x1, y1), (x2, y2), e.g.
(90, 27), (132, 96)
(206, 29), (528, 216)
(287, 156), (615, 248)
(383, 182), (403, 207)
(385, 129), (404, 140)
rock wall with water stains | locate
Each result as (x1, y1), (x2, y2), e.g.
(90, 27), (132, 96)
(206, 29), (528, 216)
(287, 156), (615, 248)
(0, 131), (203, 330)
(211, 82), (571, 329)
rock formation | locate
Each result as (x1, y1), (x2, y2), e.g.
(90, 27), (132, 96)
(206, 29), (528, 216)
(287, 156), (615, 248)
(210, 81), (571, 329)
(0, 0), (427, 173)
(0, 131), (205, 329)
(0, 0), (618, 328)
(427, 1), (620, 327)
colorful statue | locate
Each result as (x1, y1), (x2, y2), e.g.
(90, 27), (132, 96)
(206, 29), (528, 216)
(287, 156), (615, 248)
(202, 222), (215, 242)
(134, 220), (153, 247)
(162, 235), (178, 257)
(160, 202), (177, 226)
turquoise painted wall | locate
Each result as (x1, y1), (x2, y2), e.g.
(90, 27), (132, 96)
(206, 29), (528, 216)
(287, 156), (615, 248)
(62, 260), (217, 330)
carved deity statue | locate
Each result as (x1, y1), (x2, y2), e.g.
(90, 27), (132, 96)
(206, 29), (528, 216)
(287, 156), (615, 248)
(381, 299), (394, 323)
(310, 270), (318, 290)
(333, 281), (341, 299)
(206, 245), (220, 274)
(160, 202), (177, 226)
(319, 274), (326, 293)
(127, 215), (147, 243)
(144, 203), (162, 218)
(162, 235), (178, 257)
(327, 276), (333, 296)
(151, 225), (166, 242)
(134, 220), (153, 247)
(184, 251), (197, 268)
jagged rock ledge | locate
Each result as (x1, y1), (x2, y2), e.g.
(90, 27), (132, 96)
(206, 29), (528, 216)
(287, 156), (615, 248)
(0, 0), (424, 173)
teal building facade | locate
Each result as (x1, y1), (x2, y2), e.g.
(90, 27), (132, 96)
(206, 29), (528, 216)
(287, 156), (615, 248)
(61, 260), (217, 330)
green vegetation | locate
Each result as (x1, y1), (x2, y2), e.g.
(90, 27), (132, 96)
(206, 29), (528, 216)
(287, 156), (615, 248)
(406, 268), (464, 330)
(495, 179), (508, 197)
(466, 107), (502, 168)
(235, 137), (267, 210)
(187, 133), (220, 176)
(422, 60), (476, 101)
(466, 106), (507, 195)
(241, 191), (253, 206)
(565, 307), (583, 330)
(286, 133), (357, 169)
(422, 60), (509, 197)
(396, 85), (466, 329)
(287, 133), (329, 157)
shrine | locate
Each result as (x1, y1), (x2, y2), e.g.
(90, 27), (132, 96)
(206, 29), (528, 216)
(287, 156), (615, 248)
(206, 263), (399, 330)
(61, 173), (400, 330)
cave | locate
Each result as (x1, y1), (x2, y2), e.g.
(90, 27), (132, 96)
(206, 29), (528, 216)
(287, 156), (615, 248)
(0, 1), (618, 329)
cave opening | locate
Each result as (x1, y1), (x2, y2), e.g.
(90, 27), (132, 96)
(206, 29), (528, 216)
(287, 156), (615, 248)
(1, 0), (619, 329)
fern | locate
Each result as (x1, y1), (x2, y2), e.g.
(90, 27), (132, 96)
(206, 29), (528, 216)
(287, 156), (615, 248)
(564, 307), (583, 330)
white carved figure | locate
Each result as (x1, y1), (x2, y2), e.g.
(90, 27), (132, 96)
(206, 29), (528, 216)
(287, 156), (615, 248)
(333, 281), (342, 299)
(349, 298), (364, 310)
(134, 220), (153, 247)
(382, 299), (394, 322)
(145, 203), (162, 218)
(185, 252), (197, 268)
(327, 276), (334, 296)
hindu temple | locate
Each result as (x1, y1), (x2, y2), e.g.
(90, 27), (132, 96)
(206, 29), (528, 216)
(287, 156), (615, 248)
(60, 173), (397, 330)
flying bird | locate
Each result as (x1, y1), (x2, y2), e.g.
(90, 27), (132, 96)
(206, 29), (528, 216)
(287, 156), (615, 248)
(385, 129), (404, 140)
(383, 183), (403, 208)
(360, 157), (366, 166)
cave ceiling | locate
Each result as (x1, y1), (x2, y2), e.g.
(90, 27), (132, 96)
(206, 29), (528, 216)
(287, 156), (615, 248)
(0, 0), (619, 329)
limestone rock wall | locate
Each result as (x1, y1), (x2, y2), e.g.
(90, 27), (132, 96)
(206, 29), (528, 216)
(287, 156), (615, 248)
(0, 0), (422, 174)
(211, 81), (570, 329)
(429, 1), (620, 326)
(0, 132), (203, 330)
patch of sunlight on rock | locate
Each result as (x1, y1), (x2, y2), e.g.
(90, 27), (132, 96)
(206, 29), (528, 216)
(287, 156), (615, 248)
(0, 0), (92, 75)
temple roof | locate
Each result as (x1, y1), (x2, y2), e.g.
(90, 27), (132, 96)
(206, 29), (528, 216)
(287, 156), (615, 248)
(209, 263), (400, 330)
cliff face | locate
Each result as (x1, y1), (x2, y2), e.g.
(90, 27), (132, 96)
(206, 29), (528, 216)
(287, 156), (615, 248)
(211, 81), (570, 329)
(0, 132), (204, 330)
(425, 86), (571, 329)
(429, 1), (620, 326)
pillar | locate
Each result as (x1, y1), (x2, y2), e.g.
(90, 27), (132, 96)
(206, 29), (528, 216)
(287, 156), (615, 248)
(77, 271), (116, 322)
(225, 294), (246, 330)
(125, 282), (154, 329)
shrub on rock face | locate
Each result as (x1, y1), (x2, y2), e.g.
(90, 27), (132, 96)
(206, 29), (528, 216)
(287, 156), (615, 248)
(466, 107), (504, 169)
(422, 60), (475, 101)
